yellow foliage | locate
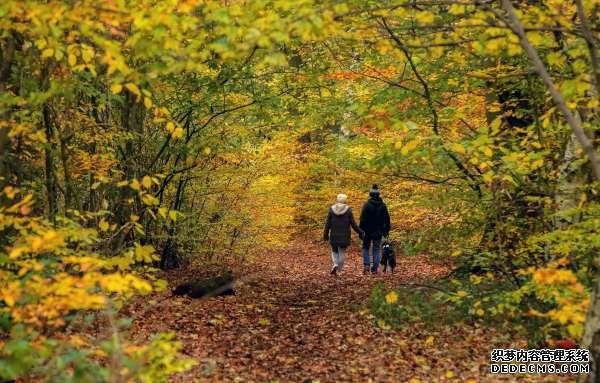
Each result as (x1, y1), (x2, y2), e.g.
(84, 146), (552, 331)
(99, 218), (109, 231)
(125, 83), (141, 98)
(142, 175), (153, 189)
(111, 83), (123, 94)
(0, 192), (165, 368)
(451, 143), (466, 155)
(532, 267), (578, 285)
(415, 11), (435, 24)
(525, 262), (589, 334)
(172, 127), (185, 139)
(400, 138), (420, 155)
(385, 291), (398, 304)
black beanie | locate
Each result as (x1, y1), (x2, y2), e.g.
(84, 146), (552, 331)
(369, 184), (380, 197)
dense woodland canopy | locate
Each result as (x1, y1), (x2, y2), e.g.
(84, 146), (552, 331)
(1, 0), (600, 381)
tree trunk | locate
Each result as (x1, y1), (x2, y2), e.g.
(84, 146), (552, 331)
(0, 34), (17, 200)
(43, 104), (58, 223)
(554, 132), (586, 229)
(498, 5), (600, 379)
(582, 278), (600, 382)
(59, 129), (74, 213)
(112, 90), (145, 253)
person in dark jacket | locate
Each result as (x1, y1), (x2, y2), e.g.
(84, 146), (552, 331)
(359, 184), (391, 274)
(323, 194), (364, 275)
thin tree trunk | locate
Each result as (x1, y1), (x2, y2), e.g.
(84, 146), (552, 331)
(112, 90), (145, 253)
(43, 104), (58, 223)
(0, 34), (17, 196)
(0, 126), (8, 192)
(59, 129), (74, 213)
(87, 98), (101, 214)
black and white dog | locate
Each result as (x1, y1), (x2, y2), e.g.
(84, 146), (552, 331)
(380, 239), (397, 273)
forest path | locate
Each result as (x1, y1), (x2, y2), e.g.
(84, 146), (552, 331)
(130, 239), (563, 383)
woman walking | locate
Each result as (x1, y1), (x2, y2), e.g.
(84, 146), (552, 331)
(323, 194), (364, 275)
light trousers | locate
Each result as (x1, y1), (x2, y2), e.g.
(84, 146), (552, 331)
(331, 246), (347, 272)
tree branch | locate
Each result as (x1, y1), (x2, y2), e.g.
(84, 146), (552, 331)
(381, 17), (483, 196)
(499, 0), (600, 181)
(575, 0), (600, 97)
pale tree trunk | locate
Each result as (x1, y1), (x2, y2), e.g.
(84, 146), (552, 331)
(583, 282), (600, 382)
(554, 133), (586, 230)
(571, 3), (600, 378)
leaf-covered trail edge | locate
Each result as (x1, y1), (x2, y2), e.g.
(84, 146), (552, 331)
(128, 239), (572, 383)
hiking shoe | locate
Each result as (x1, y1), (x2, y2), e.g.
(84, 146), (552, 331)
(331, 265), (338, 275)
(371, 269), (378, 275)
(363, 266), (370, 275)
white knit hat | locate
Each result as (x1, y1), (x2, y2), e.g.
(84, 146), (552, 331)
(336, 193), (347, 203)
